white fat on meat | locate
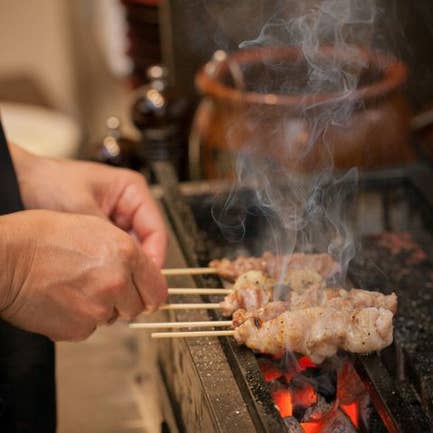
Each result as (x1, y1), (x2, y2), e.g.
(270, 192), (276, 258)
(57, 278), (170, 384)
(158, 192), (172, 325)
(234, 305), (394, 364)
(219, 271), (275, 316)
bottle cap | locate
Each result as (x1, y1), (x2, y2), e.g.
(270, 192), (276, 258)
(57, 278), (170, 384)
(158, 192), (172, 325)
(147, 65), (168, 81)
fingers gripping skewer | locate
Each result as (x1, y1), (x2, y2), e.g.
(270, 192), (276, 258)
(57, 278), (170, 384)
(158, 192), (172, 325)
(129, 320), (233, 329)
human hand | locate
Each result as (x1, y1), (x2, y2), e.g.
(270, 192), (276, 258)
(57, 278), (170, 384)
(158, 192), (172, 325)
(10, 145), (167, 267)
(0, 210), (167, 341)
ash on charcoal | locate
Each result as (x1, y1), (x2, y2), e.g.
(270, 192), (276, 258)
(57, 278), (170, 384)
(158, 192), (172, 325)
(318, 409), (358, 433)
(282, 416), (304, 433)
(301, 395), (335, 422)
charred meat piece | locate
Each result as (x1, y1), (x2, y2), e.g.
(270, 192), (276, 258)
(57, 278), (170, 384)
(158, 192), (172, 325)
(232, 301), (290, 327)
(209, 252), (340, 282)
(234, 306), (394, 363)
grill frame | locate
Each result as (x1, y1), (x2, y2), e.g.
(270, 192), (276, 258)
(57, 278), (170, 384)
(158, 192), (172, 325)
(154, 161), (289, 433)
(153, 161), (433, 433)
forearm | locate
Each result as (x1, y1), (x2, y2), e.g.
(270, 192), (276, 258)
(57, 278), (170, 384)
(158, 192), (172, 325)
(8, 143), (39, 209)
(8, 143), (62, 209)
(8, 142), (37, 177)
(0, 211), (38, 316)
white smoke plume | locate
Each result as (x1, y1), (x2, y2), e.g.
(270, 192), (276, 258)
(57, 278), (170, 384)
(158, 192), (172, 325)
(211, 0), (379, 285)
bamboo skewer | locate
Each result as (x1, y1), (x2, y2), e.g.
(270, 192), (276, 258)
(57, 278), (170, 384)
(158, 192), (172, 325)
(162, 267), (217, 276)
(152, 330), (236, 339)
(168, 288), (232, 295)
(159, 303), (221, 310)
(129, 320), (232, 329)
(151, 267), (234, 336)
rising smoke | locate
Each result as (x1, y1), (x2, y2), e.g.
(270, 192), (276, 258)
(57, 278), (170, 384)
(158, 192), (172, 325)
(212, 0), (378, 284)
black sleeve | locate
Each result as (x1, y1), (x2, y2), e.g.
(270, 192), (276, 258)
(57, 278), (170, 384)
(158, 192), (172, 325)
(0, 121), (24, 214)
(0, 119), (56, 433)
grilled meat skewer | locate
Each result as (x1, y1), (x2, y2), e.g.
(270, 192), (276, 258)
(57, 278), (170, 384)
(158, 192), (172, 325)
(221, 270), (397, 317)
(219, 269), (325, 316)
(209, 252), (341, 282)
(234, 305), (394, 363)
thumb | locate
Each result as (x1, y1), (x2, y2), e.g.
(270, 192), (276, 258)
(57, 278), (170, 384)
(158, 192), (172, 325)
(141, 233), (166, 269)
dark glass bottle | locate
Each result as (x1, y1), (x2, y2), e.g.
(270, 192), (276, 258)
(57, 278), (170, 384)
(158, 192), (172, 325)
(130, 65), (190, 179)
(93, 116), (142, 171)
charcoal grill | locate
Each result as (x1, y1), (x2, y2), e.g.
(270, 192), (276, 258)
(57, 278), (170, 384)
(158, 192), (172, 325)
(153, 161), (433, 433)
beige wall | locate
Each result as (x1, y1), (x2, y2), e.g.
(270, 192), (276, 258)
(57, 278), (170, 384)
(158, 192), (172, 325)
(0, 0), (132, 149)
(0, 0), (77, 114)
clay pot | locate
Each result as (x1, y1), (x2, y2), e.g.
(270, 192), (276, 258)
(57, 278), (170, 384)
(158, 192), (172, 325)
(191, 46), (414, 179)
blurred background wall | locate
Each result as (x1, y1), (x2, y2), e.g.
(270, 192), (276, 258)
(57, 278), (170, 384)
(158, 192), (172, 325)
(0, 0), (130, 156)
(0, 0), (76, 112)
(1, 0), (432, 162)
(0, 0), (432, 175)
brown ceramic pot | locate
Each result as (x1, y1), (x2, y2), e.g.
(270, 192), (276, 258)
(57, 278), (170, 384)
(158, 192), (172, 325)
(191, 46), (414, 179)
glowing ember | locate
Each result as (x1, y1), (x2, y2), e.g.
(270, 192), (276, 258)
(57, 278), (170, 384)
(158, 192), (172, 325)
(300, 422), (322, 433)
(298, 356), (317, 370)
(272, 389), (293, 417)
(259, 359), (283, 381)
(291, 383), (318, 410)
(259, 356), (364, 431)
(285, 356), (317, 382)
(341, 402), (359, 428)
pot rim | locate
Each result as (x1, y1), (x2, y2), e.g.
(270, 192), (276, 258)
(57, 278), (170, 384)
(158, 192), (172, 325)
(195, 46), (407, 107)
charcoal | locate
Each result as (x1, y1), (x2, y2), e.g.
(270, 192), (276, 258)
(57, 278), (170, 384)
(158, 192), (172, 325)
(301, 395), (335, 422)
(318, 409), (358, 433)
(282, 417), (304, 433)
(294, 368), (337, 402)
